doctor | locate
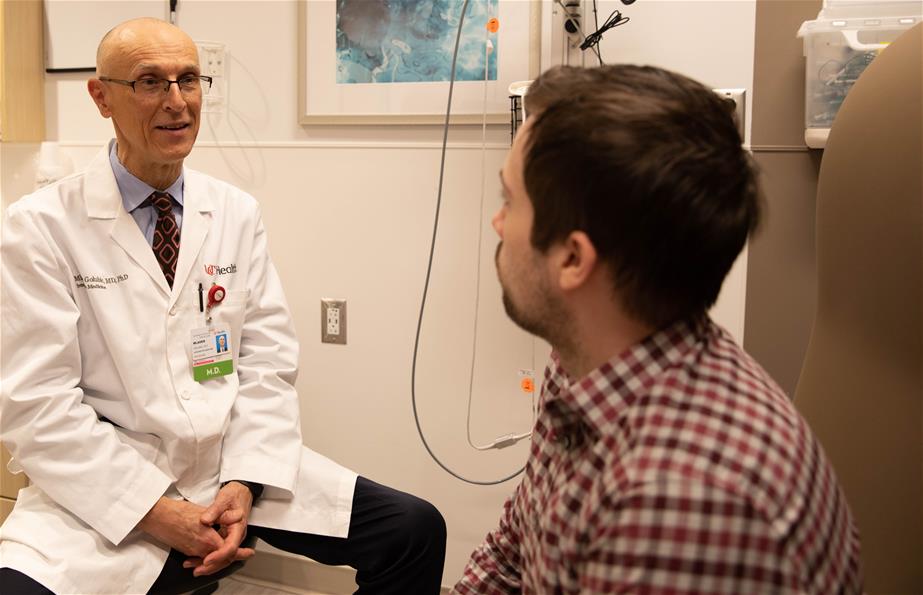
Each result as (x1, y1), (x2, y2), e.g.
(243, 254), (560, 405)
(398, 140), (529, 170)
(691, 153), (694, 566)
(0, 17), (445, 595)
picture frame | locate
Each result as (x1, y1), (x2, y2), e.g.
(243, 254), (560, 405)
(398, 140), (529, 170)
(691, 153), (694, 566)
(298, 0), (541, 125)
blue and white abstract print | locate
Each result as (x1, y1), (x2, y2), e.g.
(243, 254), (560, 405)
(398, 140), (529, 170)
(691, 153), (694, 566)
(336, 0), (498, 84)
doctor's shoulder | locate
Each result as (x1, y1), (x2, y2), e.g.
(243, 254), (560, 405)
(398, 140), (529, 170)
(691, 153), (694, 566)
(3, 170), (89, 223)
(186, 168), (260, 214)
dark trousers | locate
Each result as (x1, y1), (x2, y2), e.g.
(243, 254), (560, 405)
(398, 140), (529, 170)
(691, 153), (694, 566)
(0, 476), (447, 595)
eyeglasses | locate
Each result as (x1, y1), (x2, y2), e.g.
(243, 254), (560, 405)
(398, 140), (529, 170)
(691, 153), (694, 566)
(99, 75), (213, 97)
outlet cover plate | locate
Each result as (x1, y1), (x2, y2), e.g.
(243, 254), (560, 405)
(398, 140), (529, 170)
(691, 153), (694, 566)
(713, 88), (746, 140)
(321, 298), (347, 345)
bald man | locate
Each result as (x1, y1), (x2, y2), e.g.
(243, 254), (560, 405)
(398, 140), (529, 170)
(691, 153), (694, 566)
(0, 18), (445, 595)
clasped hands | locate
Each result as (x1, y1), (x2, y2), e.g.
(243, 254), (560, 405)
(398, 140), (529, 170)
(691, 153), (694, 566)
(139, 481), (256, 576)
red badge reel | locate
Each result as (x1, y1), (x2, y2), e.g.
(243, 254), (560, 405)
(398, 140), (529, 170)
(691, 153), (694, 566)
(207, 285), (226, 308)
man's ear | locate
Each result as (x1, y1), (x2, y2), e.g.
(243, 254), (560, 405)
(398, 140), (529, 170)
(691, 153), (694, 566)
(87, 79), (113, 118)
(555, 230), (598, 292)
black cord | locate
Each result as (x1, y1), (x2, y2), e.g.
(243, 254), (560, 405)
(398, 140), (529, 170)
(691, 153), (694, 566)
(580, 8), (630, 64)
(589, 0), (603, 65)
(410, 0), (526, 486)
(591, 0), (601, 65)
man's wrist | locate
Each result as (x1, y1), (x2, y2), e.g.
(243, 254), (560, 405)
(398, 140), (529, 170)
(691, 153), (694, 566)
(138, 496), (167, 531)
(221, 480), (264, 503)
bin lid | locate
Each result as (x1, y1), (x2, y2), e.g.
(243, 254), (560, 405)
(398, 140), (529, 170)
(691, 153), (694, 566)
(820, 0), (922, 19)
(798, 14), (921, 38)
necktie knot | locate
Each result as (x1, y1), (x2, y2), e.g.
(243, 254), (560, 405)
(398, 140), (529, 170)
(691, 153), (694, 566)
(150, 191), (174, 215)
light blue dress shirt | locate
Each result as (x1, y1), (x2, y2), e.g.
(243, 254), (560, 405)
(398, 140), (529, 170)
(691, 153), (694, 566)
(108, 140), (184, 246)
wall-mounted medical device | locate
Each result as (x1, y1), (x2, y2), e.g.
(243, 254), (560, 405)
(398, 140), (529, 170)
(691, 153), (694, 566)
(555, 0), (634, 66)
(196, 41), (228, 115)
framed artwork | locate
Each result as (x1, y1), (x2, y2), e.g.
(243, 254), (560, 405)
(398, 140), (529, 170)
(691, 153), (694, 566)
(299, 0), (541, 125)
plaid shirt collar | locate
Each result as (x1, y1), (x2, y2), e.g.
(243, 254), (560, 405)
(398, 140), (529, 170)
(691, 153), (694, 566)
(543, 316), (710, 438)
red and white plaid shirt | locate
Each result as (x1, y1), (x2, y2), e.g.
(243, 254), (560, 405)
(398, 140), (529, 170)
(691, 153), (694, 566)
(454, 318), (862, 594)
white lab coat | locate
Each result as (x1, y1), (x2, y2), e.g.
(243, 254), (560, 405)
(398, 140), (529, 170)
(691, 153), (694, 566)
(0, 144), (358, 594)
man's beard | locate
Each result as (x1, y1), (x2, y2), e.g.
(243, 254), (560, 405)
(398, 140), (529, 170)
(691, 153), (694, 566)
(501, 289), (547, 339)
(496, 242), (557, 341)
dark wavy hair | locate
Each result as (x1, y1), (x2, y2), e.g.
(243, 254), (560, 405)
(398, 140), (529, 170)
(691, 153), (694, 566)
(523, 64), (761, 327)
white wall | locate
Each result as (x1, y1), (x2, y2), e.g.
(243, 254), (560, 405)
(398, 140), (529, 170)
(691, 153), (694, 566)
(1, 0), (757, 587)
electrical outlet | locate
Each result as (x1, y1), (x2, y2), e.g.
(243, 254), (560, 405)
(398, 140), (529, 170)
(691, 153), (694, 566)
(321, 299), (347, 345)
(713, 88), (747, 140)
(327, 308), (340, 335)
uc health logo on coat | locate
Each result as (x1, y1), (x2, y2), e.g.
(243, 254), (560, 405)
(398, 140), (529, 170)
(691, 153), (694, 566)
(204, 263), (237, 276)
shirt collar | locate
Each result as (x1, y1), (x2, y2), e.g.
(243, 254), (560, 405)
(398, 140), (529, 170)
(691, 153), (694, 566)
(108, 139), (185, 212)
(544, 316), (711, 437)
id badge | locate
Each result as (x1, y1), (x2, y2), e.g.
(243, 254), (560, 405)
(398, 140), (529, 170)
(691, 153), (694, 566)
(191, 326), (234, 381)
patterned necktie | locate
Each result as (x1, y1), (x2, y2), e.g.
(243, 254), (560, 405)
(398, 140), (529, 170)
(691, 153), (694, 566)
(149, 191), (180, 288)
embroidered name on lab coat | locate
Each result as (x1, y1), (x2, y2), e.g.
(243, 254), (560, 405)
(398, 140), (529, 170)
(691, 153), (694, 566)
(73, 273), (129, 290)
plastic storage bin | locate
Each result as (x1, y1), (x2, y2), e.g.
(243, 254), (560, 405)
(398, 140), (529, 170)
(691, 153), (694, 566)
(797, 1), (920, 148)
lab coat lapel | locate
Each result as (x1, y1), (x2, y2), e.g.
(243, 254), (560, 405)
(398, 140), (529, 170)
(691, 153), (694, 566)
(83, 145), (171, 296)
(110, 211), (172, 296)
(169, 172), (214, 309)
